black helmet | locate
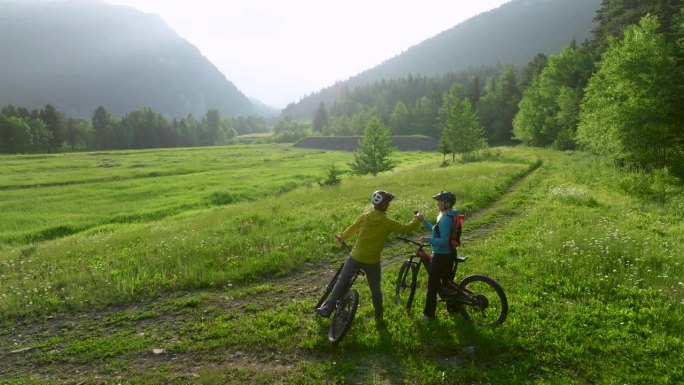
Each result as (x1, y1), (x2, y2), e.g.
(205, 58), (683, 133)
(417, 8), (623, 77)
(432, 191), (456, 206)
(371, 190), (395, 205)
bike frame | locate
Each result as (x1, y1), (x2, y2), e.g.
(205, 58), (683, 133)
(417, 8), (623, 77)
(316, 239), (365, 344)
(395, 236), (509, 326)
(399, 237), (463, 290)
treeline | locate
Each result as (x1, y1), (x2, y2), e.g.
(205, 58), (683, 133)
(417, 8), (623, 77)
(305, 0), (683, 176)
(0, 105), (270, 153)
(514, 1), (684, 175)
(313, 65), (523, 146)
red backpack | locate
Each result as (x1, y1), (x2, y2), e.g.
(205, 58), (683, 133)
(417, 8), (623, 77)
(450, 214), (464, 248)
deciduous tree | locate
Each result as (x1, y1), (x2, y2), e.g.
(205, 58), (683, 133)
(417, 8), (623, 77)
(440, 86), (486, 162)
(512, 45), (593, 148)
(39, 104), (63, 153)
(389, 101), (410, 135)
(577, 15), (683, 174)
(92, 106), (113, 150)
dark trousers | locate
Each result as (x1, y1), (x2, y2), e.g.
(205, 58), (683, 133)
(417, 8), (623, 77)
(325, 256), (383, 318)
(423, 252), (455, 318)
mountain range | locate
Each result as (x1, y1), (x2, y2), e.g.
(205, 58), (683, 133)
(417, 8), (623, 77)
(0, 0), (601, 120)
(282, 0), (601, 118)
(0, 0), (254, 118)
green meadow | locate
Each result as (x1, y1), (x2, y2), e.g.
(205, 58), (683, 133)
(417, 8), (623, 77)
(0, 145), (427, 246)
(0, 145), (682, 384)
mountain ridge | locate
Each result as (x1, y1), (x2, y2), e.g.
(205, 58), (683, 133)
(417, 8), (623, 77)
(283, 0), (601, 118)
(0, 0), (255, 118)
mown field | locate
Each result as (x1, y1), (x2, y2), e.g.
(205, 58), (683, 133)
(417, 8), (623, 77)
(0, 145), (682, 384)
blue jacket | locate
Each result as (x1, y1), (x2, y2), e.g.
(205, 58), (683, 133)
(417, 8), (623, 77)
(422, 209), (459, 254)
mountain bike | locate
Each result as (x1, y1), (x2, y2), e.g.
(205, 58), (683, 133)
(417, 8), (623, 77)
(315, 240), (364, 344)
(394, 236), (508, 326)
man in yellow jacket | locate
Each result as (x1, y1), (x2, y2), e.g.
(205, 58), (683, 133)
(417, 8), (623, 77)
(316, 190), (422, 321)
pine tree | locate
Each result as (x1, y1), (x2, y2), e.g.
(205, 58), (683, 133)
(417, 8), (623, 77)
(313, 101), (328, 133)
(478, 66), (521, 145)
(349, 117), (395, 176)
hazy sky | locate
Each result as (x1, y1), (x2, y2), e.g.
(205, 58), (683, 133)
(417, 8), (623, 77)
(104, 0), (510, 108)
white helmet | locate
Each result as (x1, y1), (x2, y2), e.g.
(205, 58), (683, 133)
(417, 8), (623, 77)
(371, 190), (395, 205)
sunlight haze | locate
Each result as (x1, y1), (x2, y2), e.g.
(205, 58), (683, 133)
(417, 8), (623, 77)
(104, 0), (511, 108)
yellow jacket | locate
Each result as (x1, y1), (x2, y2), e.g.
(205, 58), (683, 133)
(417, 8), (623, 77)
(341, 210), (421, 264)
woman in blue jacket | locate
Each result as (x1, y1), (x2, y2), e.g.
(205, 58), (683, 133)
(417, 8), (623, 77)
(418, 191), (459, 320)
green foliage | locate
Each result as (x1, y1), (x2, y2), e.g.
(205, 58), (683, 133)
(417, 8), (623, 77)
(477, 65), (521, 145)
(411, 95), (441, 138)
(348, 117), (396, 176)
(318, 163), (343, 187)
(313, 69), (501, 139)
(0, 115), (52, 154)
(0, 116), (31, 153)
(589, 0), (682, 55)
(519, 53), (548, 89)
(0, 104), (265, 154)
(440, 86), (486, 162)
(39, 104), (63, 153)
(326, 105), (381, 137)
(512, 45), (594, 147)
(578, 15), (684, 174)
(92, 106), (112, 149)
(272, 117), (315, 143)
(202, 109), (222, 146)
(389, 101), (410, 135)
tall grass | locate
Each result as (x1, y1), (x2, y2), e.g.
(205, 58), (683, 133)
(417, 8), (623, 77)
(2, 146), (681, 384)
(0, 147), (536, 320)
(460, 149), (684, 384)
(0, 145), (433, 246)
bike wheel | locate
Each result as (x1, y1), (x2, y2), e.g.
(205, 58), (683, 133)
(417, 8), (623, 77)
(328, 290), (359, 344)
(395, 261), (418, 309)
(315, 263), (343, 310)
(456, 274), (508, 327)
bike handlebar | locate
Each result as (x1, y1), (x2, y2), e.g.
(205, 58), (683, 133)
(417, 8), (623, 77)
(396, 236), (427, 248)
(335, 235), (352, 252)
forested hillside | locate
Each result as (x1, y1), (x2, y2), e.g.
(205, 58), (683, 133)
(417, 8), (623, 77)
(278, 0), (683, 177)
(282, 0), (601, 119)
(0, 0), (254, 119)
